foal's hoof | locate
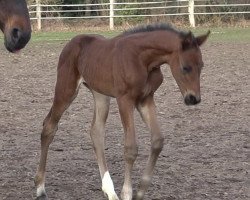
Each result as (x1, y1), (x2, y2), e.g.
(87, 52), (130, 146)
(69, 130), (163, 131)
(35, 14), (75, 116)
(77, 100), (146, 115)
(36, 194), (48, 200)
(103, 192), (119, 200)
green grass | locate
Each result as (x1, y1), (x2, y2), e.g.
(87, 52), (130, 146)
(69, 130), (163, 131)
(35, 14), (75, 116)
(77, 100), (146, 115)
(30, 30), (120, 42)
(192, 27), (250, 42)
(1, 27), (250, 43)
(30, 27), (250, 43)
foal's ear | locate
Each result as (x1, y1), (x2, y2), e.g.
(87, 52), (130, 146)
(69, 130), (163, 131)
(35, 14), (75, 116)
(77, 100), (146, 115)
(195, 30), (211, 46)
(182, 31), (193, 50)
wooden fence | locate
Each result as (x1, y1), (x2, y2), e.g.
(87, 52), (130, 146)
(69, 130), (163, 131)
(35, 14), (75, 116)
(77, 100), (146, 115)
(29, 0), (250, 30)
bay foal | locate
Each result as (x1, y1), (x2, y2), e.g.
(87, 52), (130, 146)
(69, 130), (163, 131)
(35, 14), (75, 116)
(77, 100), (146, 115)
(35, 24), (210, 200)
(0, 0), (31, 52)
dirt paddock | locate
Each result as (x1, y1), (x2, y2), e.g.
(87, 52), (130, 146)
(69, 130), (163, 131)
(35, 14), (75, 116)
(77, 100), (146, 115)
(0, 40), (249, 200)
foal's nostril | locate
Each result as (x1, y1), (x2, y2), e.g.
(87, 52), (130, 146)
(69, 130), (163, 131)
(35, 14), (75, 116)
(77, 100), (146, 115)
(184, 94), (200, 105)
(12, 28), (20, 39)
(189, 95), (197, 104)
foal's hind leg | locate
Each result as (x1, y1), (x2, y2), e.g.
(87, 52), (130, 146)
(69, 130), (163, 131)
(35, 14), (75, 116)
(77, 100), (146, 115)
(136, 95), (164, 200)
(90, 90), (119, 200)
(34, 64), (81, 199)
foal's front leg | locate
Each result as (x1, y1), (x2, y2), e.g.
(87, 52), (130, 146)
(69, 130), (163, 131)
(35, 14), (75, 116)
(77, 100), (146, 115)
(136, 95), (164, 200)
(117, 96), (138, 200)
(90, 90), (119, 200)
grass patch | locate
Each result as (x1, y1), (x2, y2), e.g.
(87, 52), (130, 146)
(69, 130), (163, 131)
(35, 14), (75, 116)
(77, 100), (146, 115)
(192, 27), (250, 42)
(26, 27), (250, 43)
(30, 30), (120, 42)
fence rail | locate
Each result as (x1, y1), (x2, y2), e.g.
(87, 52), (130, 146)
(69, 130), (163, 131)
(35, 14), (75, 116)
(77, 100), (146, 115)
(29, 0), (250, 30)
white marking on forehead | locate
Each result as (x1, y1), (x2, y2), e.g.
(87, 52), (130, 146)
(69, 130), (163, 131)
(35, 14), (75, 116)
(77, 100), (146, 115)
(102, 171), (119, 200)
(36, 183), (46, 197)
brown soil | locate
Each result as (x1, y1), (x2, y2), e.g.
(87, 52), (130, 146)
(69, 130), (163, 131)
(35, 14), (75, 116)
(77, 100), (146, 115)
(0, 40), (249, 200)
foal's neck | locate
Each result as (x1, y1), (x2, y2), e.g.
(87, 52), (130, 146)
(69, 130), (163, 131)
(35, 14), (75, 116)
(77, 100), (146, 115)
(136, 31), (180, 71)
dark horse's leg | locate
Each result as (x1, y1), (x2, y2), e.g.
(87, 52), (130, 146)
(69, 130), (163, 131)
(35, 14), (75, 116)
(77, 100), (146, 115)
(90, 90), (119, 200)
(34, 61), (81, 199)
(117, 96), (138, 200)
(136, 95), (164, 200)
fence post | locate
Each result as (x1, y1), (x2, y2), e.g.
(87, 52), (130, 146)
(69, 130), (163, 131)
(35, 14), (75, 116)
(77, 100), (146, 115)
(188, 0), (195, 27)
(36, 0), (41, 30)
(110, 0), (114, 30)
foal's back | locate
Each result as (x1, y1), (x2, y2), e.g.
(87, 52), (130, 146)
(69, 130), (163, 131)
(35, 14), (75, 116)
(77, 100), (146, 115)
(59, 32), (166, 98)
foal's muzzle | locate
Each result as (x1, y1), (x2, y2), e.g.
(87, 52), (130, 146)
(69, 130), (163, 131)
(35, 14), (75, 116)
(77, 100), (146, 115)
(184, 94), (201, 105)
(4, 28), (31, 52)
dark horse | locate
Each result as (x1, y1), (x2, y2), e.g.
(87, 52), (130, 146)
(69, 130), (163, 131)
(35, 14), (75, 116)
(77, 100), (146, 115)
(35, 23), (210, 200)
(0, 0), (31, 52)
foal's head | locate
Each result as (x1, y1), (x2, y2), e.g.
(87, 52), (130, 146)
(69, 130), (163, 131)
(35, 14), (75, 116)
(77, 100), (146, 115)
(169, 31), (210, 105)
(0, 0), (31, 52)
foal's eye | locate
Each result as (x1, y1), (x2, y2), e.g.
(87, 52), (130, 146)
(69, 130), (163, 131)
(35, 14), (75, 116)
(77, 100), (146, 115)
(182, 66), (192, 74)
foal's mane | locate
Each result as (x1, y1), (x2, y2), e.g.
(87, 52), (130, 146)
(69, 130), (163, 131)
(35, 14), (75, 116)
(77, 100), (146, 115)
(122, 23), (188, 38)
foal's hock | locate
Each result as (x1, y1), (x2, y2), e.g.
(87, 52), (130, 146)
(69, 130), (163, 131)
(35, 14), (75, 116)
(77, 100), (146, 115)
(35, 23), (210, 200)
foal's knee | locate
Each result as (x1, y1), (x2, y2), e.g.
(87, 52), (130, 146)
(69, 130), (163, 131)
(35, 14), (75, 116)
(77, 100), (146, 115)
(151, 134), (164, 154)
(124, 145), (138, 164)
